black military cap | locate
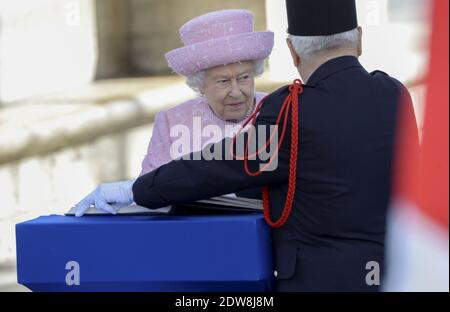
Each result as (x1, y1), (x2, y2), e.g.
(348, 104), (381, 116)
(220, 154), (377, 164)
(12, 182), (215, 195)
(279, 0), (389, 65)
(286, 0), (358, 36)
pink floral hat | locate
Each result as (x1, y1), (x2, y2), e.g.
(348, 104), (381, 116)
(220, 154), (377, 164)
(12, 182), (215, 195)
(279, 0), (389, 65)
(165, 9), (274, 76)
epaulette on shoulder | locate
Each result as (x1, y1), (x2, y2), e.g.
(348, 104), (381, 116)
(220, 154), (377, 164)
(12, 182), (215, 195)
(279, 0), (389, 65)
(371, 70), (406, 90)
(371, 70), (389, 77)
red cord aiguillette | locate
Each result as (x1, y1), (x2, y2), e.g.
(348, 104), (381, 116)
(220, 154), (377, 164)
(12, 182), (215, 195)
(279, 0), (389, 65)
(230, 79), (304, 228)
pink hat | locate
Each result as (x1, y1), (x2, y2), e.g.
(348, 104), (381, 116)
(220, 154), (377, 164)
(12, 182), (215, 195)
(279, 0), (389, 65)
(165, 9), (274, 76)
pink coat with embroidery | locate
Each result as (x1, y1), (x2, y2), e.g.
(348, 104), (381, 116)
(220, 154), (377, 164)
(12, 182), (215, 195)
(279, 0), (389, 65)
(139, 92), (266, 176)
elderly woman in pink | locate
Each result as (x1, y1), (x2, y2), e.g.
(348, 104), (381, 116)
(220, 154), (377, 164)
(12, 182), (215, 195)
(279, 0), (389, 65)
(140, 9), (274, 176)
(74, 9), (274, 216)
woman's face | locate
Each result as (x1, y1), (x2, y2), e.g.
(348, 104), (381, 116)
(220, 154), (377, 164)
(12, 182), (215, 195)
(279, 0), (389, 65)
(202, 61), (255, 122)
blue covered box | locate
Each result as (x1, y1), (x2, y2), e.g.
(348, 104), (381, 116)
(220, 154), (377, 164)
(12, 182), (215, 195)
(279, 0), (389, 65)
(16, 214), (274, 291)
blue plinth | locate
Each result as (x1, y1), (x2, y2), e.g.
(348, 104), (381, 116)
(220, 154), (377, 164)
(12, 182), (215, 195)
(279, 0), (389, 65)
(16, 214), (274, 292)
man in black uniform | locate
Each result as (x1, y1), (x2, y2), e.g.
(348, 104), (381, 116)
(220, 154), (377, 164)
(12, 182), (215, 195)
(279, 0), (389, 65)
(75, 0), (418, 291)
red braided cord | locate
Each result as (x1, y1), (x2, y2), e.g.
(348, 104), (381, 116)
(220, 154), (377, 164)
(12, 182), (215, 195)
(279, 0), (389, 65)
(230, 79), (303, 228)
(263, 81), (301, 228)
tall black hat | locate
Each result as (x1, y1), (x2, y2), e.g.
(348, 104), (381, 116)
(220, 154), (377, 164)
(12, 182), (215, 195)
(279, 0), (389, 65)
(286, 0), (358, 36)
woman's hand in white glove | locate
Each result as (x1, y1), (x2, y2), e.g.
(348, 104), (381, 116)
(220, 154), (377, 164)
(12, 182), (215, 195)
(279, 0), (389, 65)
(74, 179), (135, 217)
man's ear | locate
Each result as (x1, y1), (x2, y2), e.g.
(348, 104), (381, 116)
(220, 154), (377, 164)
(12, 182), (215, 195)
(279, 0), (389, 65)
(357, 26), (363, 57)
(286, 38), (301, 68)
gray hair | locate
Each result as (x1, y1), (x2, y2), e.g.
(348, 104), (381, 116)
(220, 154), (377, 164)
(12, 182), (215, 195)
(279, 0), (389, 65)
(186, 59), (265, 94)
(288, 28), (359, 61)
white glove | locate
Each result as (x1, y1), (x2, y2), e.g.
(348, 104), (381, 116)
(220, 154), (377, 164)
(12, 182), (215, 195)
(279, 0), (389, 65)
(74, 179), (135, 217)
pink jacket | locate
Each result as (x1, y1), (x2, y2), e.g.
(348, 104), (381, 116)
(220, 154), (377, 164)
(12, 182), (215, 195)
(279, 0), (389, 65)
(140, 92), (266, 176)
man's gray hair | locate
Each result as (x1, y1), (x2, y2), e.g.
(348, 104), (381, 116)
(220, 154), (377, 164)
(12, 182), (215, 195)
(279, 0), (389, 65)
(186, 59), (265, 94)
(288, 28), (359, 61)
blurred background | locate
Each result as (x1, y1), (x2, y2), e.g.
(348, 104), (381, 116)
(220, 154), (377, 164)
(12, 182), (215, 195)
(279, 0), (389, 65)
(0, 0), (431, 291)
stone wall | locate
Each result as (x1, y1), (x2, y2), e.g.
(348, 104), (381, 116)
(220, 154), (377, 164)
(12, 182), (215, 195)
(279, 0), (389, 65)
(0, 0), (267, 102)
(0, 123), (153, 265)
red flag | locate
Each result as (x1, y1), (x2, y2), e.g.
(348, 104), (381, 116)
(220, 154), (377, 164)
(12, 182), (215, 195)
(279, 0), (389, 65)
(384, 0), (449, 291)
